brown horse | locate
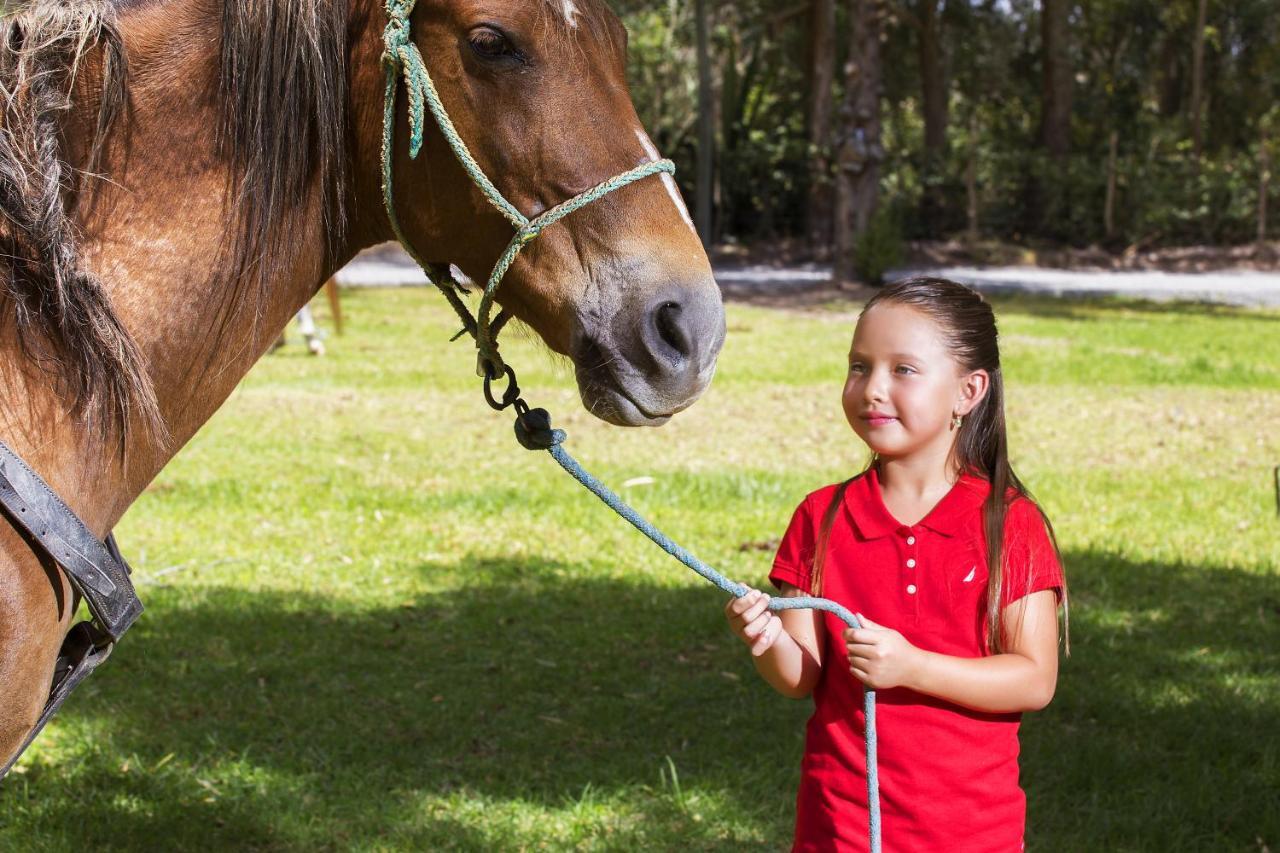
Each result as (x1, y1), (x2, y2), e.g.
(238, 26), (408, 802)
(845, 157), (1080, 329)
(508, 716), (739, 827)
(0, 0), (723, 770)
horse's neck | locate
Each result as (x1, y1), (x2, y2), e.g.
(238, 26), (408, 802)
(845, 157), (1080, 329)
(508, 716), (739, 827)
(0, 0), (384, 534)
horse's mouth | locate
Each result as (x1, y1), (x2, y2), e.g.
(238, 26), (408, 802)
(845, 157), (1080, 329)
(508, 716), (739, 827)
(573, 335), (710, 427)
(580, 383), (674, 426)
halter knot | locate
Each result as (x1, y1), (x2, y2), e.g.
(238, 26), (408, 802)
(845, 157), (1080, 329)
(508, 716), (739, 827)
(514, 408), (566, 451)
(382, 0), (413, 61)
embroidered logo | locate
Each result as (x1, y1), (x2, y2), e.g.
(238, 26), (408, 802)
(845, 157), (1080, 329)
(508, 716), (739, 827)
(962, 566), (976, 583)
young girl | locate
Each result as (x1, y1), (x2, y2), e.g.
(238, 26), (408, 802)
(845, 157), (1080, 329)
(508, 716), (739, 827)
(726, 277), (1067, 852)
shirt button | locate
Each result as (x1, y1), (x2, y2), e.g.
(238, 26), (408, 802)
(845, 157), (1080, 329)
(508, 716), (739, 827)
(906, 536), (916, 545)
(906, 558), (916, 568)
(906, 584), (917, 594)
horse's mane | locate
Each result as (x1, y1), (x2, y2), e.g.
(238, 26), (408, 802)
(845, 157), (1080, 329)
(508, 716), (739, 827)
(214, 0), (348, 359)
(0, 0), (350, 446)
(0, 1), (158, 444)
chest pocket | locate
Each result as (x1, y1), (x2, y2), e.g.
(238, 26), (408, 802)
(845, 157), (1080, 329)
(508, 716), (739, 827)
(940, 539), (990, 625)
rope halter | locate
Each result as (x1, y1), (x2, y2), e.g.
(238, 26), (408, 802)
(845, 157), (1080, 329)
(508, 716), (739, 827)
(379, 0), (676, 379)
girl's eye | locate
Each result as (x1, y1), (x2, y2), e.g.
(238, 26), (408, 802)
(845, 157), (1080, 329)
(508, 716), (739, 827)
(469, 27), (524, 63)
(895, 365), (916, 375)
(848, 362), (865, 373)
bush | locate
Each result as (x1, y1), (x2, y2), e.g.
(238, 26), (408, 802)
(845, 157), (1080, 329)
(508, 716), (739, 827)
(854, 207), (904, 285)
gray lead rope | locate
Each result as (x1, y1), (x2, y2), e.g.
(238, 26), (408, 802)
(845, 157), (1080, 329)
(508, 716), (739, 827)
(508, 407), (884, 850)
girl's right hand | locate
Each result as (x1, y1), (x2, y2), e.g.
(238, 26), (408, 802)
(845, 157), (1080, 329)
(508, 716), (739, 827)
(725, 588), (785, 657)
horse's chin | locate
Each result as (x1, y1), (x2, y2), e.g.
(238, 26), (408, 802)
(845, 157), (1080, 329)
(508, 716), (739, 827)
(576, 380), (676, 427)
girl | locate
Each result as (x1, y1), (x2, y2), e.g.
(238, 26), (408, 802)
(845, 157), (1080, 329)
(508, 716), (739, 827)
(726, 277), (1067, 852)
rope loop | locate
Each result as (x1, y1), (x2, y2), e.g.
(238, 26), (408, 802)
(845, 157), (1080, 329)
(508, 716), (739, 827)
(482, 363), (521, 411)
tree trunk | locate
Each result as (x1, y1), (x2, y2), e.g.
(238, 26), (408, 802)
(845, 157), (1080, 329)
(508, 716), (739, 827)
(694, 0), (714, 246)
(965, 112), (979, 246)
(1104, 130), (1118, 240)
(1260, 136), (1271, 245)
(833, 0), (883, 284)
(919, 0), (948, 158)
(1189, 0), (1209, 163)
(1155, 34), (1183, 118)
(1040, 0), (1072, 158)
(806, 0), (838, 253)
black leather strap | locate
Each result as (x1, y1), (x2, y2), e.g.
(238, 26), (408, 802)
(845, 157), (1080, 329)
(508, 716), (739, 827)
(0, 439), (142, 640)
(0, 622), (114, 779)
(0, 437), (142, 781)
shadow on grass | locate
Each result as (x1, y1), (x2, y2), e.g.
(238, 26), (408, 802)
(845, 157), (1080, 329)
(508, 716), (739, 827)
(2, 550), (1277, 850)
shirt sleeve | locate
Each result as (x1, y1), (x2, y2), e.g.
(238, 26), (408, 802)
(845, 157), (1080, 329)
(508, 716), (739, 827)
(769, 495), (817, 594)
(1000, 498), (1065, 608)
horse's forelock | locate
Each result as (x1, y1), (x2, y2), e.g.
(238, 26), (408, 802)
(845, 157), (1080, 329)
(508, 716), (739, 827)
(536, 0), (621, 44)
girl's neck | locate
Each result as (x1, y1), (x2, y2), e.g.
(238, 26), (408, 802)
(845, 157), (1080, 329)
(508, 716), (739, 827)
(875, 452), (961, 500)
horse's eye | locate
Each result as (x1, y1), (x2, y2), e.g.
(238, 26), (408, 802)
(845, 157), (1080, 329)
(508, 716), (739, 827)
(469, 27), (519, 62)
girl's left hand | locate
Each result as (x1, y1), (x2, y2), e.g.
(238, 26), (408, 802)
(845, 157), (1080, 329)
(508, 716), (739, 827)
(844, 614), (921, 690)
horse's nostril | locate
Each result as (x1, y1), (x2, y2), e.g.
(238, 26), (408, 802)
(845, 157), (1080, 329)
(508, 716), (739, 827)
(653, 300), (691, 361)
(625, 284), (723, 388)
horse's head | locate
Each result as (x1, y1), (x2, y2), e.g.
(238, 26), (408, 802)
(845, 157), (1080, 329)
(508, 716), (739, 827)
(375, 0), (724, 426)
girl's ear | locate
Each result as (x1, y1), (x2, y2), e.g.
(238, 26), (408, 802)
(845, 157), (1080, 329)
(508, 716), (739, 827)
(956, 369), (990, 416)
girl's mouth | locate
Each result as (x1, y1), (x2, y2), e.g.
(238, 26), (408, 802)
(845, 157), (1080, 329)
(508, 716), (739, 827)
(864, 415), (897, 427)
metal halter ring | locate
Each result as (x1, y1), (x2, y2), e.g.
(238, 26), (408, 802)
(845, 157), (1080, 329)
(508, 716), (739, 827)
(482, 363), (521, 411)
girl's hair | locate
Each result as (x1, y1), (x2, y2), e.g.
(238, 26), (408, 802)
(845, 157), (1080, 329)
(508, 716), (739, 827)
(810, 277), (1068, 654)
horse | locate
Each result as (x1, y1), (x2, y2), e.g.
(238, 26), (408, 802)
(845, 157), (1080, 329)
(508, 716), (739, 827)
(273, 277), (343, 355)
(0, 0), (724, 772)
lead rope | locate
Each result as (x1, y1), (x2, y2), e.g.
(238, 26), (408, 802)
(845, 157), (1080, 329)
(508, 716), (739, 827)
(380, 3), (880, 848)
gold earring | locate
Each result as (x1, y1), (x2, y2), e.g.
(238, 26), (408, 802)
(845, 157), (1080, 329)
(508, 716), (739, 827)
(951, 414), (963, 429)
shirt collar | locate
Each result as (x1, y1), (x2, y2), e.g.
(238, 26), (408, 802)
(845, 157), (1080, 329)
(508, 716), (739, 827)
(845, 466), (990, 539)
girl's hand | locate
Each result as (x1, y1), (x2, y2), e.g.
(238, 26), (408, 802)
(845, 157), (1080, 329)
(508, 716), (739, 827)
(725, 588), (785, 657)
(844, 613), (921, 690)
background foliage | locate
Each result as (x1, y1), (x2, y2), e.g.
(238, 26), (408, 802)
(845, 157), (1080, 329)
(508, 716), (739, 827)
(618, 0), (1280, 250)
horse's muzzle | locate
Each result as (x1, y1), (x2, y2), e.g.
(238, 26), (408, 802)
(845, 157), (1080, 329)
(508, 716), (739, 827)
(573, 282), (725, 426)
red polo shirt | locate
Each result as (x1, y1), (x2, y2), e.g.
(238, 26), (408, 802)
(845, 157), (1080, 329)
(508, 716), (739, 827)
(769, 468), (1063, 853)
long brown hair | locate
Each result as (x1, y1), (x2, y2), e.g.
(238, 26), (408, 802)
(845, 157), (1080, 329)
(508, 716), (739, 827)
(811, 277), (1068, 654)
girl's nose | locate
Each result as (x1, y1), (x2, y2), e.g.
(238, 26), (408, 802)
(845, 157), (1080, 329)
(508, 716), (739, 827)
(864, 368), (889, 402)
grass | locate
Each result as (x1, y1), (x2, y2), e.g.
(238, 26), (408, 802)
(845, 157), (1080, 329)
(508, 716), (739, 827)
(1, 287), (1277, 851)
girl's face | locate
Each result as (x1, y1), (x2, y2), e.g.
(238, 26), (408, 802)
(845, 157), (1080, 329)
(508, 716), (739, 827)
(842, 303), (985, 463)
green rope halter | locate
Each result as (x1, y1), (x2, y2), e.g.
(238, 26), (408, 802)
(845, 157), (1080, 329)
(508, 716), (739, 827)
(379, 0), (676, 377)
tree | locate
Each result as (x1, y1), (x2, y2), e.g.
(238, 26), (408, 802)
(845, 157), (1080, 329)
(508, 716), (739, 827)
(901, 0), (948, 158)
(1189, 0), (1208, 163)
(1041, 0), (1072, 158)
(805, 0), (838, 251)
(694, 0), (714, 245)
(833, 0), (884, 282)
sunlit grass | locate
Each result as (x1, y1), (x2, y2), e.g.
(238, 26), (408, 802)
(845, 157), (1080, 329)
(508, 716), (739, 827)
(2, 288), (1277, 851)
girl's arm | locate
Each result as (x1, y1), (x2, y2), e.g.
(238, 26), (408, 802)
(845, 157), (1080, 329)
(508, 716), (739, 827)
(725, 584), (825, 699)
(845, 589), (1060, 713)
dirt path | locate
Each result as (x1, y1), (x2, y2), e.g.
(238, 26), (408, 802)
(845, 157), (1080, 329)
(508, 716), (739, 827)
(335, 245), (1280, 308)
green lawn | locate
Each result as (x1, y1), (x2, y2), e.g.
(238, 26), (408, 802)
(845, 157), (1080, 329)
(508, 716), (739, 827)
(2, 287), (1277, 851)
